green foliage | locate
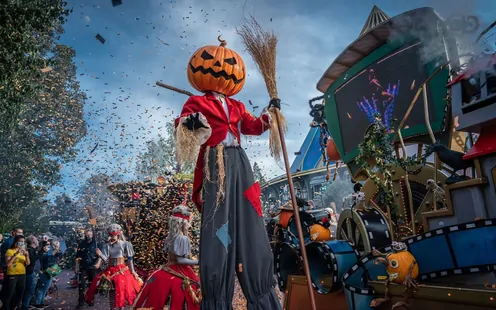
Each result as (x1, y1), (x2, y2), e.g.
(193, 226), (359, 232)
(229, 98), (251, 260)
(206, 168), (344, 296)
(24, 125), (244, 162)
(136, 122), (194, 181)
(355, 115), (426, 220)
(0, 42), (87, 228)
(0, 1), (85, 232)
(0, 0), (71, 133)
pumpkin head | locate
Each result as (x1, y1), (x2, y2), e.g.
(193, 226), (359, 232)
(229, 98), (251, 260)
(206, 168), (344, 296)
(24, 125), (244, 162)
(187, 36), (246, 96)
(386, 251), (419, 283)
(309, 223), (332, 241)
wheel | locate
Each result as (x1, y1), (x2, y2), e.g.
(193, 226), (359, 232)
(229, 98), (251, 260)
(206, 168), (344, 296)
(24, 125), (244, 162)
(367, 164), (448, 235)
(336, 207), (391, 255)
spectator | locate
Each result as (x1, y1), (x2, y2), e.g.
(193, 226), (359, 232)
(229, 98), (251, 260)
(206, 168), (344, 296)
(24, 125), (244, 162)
(0, 227), (23, 301)
(22, 235), (39, 309)
(3, 235), (29, 310)
(33, 241), (57, 308)
(1, 228), (24, 269)
(75, 229), (98, 308)
(0, 234), (4, 246)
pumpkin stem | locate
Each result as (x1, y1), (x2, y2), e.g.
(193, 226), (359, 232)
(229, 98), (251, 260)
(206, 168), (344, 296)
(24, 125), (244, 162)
(218, 35), (227, 47)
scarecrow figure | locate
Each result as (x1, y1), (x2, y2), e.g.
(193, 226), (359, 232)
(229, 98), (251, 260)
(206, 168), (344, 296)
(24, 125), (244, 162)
(133, 204), (201, 310)
(174, 36), (282, 310)
(85, 224), (142, 310)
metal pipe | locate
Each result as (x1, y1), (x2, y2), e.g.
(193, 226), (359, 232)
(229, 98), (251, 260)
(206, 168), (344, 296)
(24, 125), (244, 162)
(398, 130), (416, 233)
(468, 133), (476, 178)
(423, 85), (438, 210)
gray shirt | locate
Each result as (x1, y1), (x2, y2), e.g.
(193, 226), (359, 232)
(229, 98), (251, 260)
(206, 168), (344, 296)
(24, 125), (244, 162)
(100, 240), (134, 261)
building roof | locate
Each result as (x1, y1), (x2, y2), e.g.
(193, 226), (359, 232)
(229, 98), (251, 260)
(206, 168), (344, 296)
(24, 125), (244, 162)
(360, 5), (390, 36)
(290, 126), (328, 174)
(316, 7), (440, 93)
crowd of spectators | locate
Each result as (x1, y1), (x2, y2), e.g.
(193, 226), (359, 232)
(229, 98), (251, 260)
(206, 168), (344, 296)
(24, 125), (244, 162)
(0, 227), (65, 310)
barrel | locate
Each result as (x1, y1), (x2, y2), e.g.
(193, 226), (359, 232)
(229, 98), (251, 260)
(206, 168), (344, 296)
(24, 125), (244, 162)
(304, 240), (358, 294)
(288, 209), (331, 244)
(274, 242), (303, 290)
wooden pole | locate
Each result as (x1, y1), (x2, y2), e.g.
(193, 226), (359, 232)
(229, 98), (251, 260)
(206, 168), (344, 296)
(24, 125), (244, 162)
(156, 81), (194, 97)
(274, 109), (317, 310)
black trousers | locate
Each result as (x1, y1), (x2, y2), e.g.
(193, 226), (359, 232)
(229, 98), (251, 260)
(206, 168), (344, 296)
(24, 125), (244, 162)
(78, 268), (97, 303)
(199, 147), (281, 310)
(2, 274), (26, 310)
(0, 270), (7, 300)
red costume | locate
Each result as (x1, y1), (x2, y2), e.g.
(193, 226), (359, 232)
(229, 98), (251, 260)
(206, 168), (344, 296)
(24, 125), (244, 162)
(134, 265), (200, 310)
(85, 264), (142, 307)
(133, 205), (200, 310)
(85, 224), (142, 309)
(174, 91), (270, 211)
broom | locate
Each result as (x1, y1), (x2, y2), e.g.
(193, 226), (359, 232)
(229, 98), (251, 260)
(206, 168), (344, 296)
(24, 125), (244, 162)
(236, 16), (287, 162)
(236, 16), (317, 310)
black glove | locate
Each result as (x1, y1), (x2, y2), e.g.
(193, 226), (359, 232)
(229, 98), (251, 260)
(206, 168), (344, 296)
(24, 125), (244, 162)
(268, 98), (281, 110)
(182, 112), (209, 131)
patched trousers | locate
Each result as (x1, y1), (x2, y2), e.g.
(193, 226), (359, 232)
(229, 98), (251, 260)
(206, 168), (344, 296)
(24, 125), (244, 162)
(199, 146), (281, 310)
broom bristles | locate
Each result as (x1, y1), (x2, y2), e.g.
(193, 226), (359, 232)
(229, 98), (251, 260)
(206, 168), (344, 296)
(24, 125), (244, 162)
(236, 15), (287, 162)
(236, 16), (278, 99)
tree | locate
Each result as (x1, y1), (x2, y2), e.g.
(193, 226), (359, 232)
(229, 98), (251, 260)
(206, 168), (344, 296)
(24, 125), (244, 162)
(136, 122), (194, 181)
(252, 162), (266, 185)
(0, 42), (87, 228)
(0, 0), (71, 133)
(75, 173), (121, 222)
(47, 194), (83, 222)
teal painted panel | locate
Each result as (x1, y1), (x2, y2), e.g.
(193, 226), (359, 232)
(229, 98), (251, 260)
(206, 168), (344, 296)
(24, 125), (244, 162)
(324, 36), (449, 164)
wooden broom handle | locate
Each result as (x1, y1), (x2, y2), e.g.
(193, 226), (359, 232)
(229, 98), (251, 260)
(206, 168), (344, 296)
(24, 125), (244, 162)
(274, 109), (317, 310)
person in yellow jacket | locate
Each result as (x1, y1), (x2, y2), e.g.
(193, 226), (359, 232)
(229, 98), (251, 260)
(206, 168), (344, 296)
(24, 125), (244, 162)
(3, 235), (30, 310)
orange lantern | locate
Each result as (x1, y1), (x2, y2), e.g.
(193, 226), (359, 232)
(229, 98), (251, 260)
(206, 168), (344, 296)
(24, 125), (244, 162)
(326, 138), (341, 161)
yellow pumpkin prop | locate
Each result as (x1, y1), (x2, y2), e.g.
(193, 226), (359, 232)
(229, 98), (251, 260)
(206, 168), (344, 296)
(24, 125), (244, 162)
(309, 224), (332, 241)
(386, 251), (419, 284)
(187, 36), (246, 96)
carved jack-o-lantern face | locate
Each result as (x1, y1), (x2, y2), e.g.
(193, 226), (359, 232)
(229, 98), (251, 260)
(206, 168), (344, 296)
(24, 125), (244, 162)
(187, 36), (246, 97)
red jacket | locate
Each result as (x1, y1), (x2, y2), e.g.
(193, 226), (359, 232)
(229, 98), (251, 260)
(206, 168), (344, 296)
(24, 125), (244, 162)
(175, 92), (270, 211)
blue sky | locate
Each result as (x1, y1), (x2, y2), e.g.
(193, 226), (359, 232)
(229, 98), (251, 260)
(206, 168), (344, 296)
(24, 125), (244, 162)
(49, 0), (495, 199)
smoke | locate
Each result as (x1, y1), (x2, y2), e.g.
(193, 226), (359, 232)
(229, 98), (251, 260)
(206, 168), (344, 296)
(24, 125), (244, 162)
(388, 0), (491, 71)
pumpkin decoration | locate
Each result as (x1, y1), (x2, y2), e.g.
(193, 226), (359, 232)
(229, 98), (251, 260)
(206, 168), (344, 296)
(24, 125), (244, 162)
(385, 250), (419, 284)
(326, 138), (341, 161)
(187, 35), (246, 97)
(373, 241), (419, 285)
(370, 242), (418, 308)
(309, 223), (331, 241)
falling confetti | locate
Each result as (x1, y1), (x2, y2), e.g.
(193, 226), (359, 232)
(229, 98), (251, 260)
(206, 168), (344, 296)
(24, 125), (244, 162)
(95, 33), (105, 44)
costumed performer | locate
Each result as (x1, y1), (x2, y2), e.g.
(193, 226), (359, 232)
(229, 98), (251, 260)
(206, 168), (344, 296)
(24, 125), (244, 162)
(174, 36), (282, 310)
(133, 204), (200, 310)
(85, 224), (142, 310)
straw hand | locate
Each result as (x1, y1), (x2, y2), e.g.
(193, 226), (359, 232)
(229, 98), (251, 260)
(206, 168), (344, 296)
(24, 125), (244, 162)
(183, 112), (210, 130)
(268, 98), (281, 110)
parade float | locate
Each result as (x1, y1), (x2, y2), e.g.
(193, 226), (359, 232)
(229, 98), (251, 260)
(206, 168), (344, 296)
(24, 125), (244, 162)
(268, 5), (496, 310)
(107, 177), (200, 273)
